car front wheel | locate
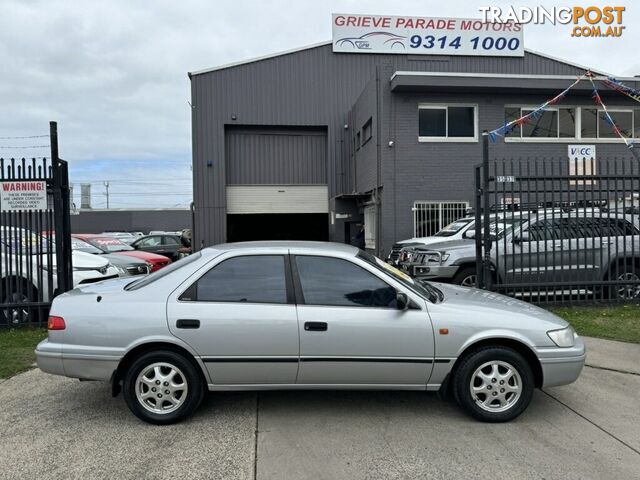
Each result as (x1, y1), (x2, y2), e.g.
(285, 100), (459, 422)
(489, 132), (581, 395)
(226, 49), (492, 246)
(452, 346), (534, 422)
(123, 350), (204, 425)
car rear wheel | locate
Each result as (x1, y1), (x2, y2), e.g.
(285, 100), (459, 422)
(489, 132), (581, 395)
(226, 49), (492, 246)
(123, 350), (204, 425)
(453, 346), (534, 422)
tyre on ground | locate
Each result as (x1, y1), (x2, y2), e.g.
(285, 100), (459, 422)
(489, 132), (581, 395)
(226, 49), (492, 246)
(123, 350), (205, 425)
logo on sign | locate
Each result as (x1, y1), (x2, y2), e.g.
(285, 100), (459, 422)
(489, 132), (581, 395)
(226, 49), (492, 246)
(335, 32), (406, 50)
(569, 146), (595, 157)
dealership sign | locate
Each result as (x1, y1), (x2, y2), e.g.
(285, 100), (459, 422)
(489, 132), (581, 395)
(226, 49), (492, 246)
(0, 181), (47, 212)
(568, 145), (596, 185)
(332, 14), (524, 56)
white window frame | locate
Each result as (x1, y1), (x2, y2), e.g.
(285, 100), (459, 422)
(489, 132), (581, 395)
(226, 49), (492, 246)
(504, 105), (638, 143)
(418, 103), (478, 143)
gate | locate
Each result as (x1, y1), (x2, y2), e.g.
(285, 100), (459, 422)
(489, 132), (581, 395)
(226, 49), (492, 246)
(475, 138), (640, 305)
(0, 122), (72, 326)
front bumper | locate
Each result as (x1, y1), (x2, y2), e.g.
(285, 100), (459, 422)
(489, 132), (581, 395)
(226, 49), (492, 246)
(411, 264), (459, 281)
(536, 336), (586, 387)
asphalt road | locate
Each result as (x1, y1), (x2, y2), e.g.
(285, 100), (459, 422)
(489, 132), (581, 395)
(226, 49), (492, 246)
(0, 337), (638, 480)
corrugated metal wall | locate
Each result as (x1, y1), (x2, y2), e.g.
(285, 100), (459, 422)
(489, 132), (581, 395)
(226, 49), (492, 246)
(225, 127), (327, 185)
(191, 43), (591, 248)
(70, 209), (191, 234)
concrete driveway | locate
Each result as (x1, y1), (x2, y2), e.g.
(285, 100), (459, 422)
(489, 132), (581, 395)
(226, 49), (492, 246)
(0, 337), (638, 480)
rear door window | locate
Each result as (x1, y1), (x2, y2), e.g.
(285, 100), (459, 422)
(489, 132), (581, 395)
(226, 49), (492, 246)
(193, 255), (287, 304)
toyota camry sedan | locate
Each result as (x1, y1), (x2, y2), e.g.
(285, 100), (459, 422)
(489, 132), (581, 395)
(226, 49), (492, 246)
(36, 241), (585, 424)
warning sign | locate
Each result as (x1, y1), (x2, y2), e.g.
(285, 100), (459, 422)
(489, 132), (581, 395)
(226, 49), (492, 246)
(0, 181), (47, 212)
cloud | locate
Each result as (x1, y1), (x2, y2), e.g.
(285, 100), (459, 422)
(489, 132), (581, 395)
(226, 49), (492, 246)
(0, 0), (637, 206)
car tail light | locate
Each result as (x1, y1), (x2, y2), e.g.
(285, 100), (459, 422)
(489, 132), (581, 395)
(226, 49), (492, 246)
(48, 316), (66, 330)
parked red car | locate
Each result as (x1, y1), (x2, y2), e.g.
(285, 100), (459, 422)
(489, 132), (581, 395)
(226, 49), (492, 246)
(72, 234), (171, 272)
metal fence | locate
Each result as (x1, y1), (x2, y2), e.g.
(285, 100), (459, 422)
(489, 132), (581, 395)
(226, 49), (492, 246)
(0, 122), (72, 327)
(413, 201), (469, 238)
(475, 150), (640, 305)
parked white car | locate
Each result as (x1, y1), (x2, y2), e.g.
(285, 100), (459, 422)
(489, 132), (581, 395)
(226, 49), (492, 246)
(1, 229), (118, 324)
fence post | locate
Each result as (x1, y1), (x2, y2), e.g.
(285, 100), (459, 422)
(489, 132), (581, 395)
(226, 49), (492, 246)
(475, 164), (483, 288)
(482, 131), (492, 290)
(50, 121), (73, 294)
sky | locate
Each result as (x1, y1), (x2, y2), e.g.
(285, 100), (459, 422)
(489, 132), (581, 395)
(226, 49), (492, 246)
(0, 0), (637, 208)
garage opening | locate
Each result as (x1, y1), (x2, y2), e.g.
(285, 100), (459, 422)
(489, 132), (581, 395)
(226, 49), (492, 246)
(225, 126), (329, 243)
(227, 213), (328, 242)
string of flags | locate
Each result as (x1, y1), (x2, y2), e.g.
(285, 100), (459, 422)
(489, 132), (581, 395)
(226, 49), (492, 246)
(602, 77), (640, 103)
(587, 75), (635, 150)
(487, 73), (587, 142)
(487, 71), (640, 157)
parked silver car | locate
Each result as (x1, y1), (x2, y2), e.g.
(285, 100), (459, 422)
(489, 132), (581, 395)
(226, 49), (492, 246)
(410, 211), (640, 299)
(36, 241), (584, 424)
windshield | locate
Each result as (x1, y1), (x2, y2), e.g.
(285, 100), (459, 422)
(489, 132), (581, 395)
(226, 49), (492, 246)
(70, 237), (103, 254)
(434, 219), (473, 237)
(487, 218), (525, 241)
(357, 250), (442, 303)
(88, 237), (134, 252)
(0, 229), (51, 254)
(125, 252), (203, 290)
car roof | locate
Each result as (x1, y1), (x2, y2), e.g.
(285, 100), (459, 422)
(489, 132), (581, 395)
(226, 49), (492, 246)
(74, 234), (125, 242)
(203, 240), (360, 255)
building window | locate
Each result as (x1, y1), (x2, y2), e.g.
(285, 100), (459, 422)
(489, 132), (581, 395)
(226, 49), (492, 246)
(418, 104), (477, 142)
(362, 118), (372, 145)
(505, 107), (576, 139)
(581, 108), (635, 139)
(505, 106), (640, 142)
(412, 201), (469, 238)
(356, 131), (361, 150)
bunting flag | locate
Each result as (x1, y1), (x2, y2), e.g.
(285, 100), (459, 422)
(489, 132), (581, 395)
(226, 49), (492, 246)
(487, 73), (588, 142)
(588, 76), (640, 159)
(602, 77), (640, 103)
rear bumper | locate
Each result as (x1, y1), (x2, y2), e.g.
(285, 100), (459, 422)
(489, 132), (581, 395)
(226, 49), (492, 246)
(35, 339), (118, 381)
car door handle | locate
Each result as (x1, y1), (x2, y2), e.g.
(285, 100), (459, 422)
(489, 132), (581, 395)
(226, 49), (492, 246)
(176, 319), (200, 329)
(304, 321), (328, 332)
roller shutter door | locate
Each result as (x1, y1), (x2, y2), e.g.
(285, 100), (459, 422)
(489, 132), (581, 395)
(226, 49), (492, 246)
(226, 185), (329, 214)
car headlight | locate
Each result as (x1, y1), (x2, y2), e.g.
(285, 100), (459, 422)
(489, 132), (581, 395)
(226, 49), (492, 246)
(115, 265), (130, 276)
(423, 252), (450, 264)
(547, 326), (576, 347)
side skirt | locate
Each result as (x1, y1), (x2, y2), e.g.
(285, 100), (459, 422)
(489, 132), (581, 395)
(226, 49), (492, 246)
(207, 383), (442, 392)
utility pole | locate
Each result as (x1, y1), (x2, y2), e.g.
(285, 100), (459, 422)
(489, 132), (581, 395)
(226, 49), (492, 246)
(104, 181), (110, 209)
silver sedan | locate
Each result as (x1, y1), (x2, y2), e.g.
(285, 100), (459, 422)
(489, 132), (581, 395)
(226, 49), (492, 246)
(36, 241), (585, 424)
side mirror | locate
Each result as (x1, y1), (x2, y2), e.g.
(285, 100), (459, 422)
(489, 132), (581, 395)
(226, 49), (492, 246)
(396, 292), (409, 311)
(514, 231), (530, 243)
(465, 230), (476, 239)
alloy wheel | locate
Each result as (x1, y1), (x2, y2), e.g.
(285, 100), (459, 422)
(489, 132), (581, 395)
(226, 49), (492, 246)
(135, 362), (189, 414)
(3, 292), (31, 325)
(470, 360), (522, 413)
(616, 272), (640, 299)
(461, 274), (476, 287)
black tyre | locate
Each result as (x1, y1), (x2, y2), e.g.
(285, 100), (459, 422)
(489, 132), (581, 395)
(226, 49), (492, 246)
(453, 346), (534, 422)
(123, 350), (204, 425)
(1, 281), (40, 326)
(452, 267), (477, 287)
